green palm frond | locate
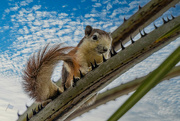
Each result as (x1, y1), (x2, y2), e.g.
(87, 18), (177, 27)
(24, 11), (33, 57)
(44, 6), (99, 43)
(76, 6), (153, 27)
(108, 46), (180, 121)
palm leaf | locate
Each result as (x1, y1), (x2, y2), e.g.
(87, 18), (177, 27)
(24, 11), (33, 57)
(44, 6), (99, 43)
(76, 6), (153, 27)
(108, 46), (180, 121)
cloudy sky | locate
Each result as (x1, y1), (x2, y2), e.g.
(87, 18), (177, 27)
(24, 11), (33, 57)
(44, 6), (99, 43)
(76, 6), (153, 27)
(0, 0), (179, 121)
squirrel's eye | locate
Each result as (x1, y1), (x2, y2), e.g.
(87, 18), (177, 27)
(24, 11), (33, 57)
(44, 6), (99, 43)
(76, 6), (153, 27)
(92, 35), (98, 40)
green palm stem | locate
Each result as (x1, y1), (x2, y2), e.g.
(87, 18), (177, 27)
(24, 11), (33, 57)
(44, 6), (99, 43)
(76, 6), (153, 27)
(107, 46), (180, 121)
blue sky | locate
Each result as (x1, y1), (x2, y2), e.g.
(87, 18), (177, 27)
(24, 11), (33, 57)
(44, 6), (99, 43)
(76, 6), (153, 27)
(0, 0), (179, 121)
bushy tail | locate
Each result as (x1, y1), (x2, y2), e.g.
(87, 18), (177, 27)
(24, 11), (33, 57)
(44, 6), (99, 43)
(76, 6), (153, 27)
(22, 44), (73, 102)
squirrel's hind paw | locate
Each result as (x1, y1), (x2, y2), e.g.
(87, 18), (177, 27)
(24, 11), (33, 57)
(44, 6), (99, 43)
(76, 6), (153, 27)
(41, 99), (52, 107)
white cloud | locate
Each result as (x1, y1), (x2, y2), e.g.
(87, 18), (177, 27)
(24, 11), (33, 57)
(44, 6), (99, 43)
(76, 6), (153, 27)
(91, 8), (98, 13)
(56, 30), (66, 36)
(3, 25), (10, 30)
(106, 3), (112, 10)
(27, 13), (35, 21)
(128, 1), (140, 10)
(73, 8), (77, 11)
(74, 29), (83, 36)
(33, 19), (42, 25)
(10, 5), (19, 11)
(58, 13), (69, 17)
(109, 26), (118, 32)
(88, 17), (97, 22)
(93, 3), (102, 8)
(32, 5), (41, 10)
(4, 8), (10, 14)
(102, 23), (112, 28)
(62, 5), (68, 8)
(102, 0), (111, 4)
(85, 13), (96, 18)
(20, 0), (33, 6)
(2, 0), (33, 20)
(112, 0), (127, 5)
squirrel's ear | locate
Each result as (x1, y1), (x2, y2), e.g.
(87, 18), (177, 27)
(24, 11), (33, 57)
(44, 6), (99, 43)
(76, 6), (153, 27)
(85, 25), (93, 36)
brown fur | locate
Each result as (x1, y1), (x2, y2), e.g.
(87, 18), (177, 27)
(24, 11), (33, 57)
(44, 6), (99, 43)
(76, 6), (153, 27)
(22, 44), (74, 101)
(22, 25), (112, 104)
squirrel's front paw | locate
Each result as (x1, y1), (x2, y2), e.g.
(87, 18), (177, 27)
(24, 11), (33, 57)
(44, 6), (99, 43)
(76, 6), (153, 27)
(72, 76), (80, 87)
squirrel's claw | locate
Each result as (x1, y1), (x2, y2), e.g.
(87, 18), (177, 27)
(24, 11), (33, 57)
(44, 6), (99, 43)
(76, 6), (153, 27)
(73, 76), (80, 87)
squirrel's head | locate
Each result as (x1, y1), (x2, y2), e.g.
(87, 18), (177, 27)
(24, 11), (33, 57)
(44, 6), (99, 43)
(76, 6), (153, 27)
(78, 25), (112, 57)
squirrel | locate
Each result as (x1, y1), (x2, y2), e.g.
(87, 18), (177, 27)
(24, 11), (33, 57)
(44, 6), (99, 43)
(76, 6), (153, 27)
(22, 25), (112, 105)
